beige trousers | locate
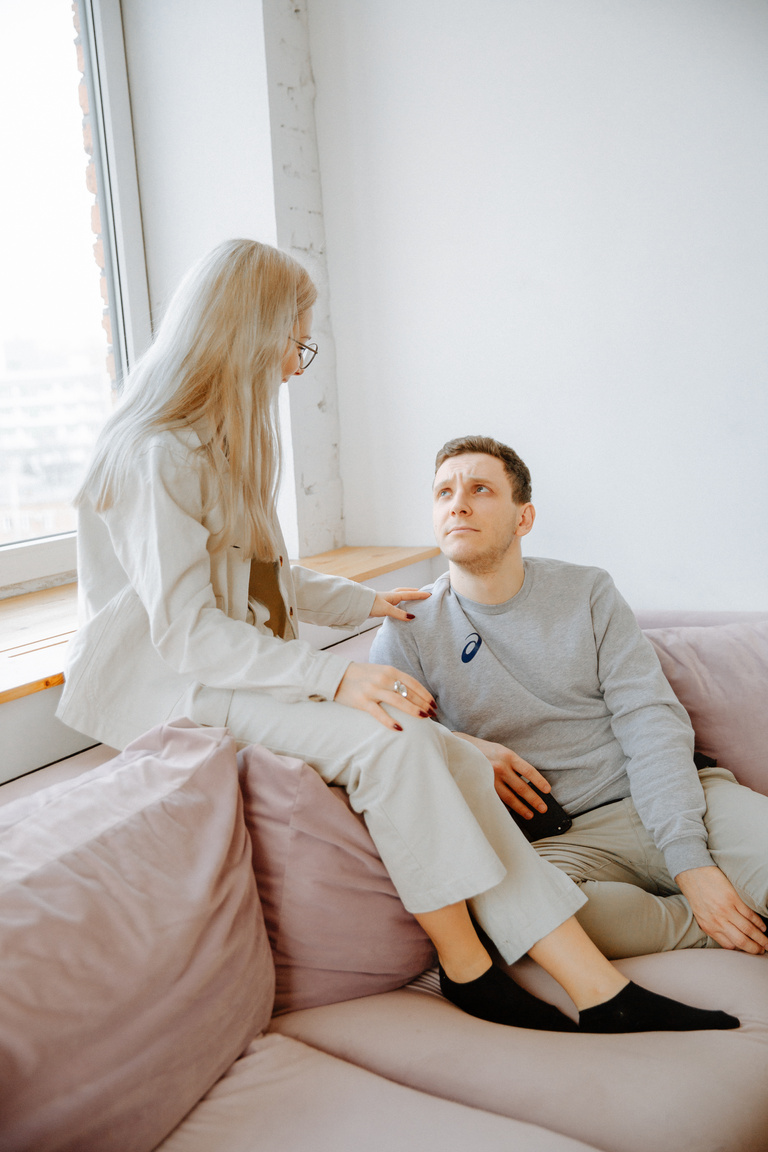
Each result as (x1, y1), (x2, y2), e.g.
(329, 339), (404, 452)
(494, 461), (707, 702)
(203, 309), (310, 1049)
(222, 691), (585, 964)
(533, 766), (768, 958)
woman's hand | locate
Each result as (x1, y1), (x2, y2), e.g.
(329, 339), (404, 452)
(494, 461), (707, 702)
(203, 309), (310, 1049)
(453, 732), (551, 819)
(369, 587), (431, 621)
(334, 663), (437, 730)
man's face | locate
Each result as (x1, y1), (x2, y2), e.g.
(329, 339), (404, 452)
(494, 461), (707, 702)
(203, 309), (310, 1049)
(432, 453), (528, 575)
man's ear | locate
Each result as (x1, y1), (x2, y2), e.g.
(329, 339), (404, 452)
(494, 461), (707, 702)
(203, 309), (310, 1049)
(515, 503), (536, 537)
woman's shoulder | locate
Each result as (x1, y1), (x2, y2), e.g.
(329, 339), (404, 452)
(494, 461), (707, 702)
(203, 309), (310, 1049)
(136, 423), (206, 469)
(112, 428), (210, 508)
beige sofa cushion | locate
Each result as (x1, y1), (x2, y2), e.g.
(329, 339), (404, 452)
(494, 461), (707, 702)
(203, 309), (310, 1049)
(0, 720), (274, 1152)
(645, 620), (768, 795)
(238, 743), (435, 1014)
(271, 949), (768, 1152)
(156, 1032), (603, 1152)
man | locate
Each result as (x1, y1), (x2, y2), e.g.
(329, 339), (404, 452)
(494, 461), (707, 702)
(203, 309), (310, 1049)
(370, 435), (768, 959)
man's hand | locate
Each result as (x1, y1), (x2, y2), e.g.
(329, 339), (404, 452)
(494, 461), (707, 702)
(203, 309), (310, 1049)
(369, 588), (431, 621)
(453, 733), (550, 819)
(675, 865), (767, 954)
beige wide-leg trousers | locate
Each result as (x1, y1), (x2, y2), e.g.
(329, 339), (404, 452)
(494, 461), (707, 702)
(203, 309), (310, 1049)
(223, 691), (586, 965)
(533, 766), (768, 958)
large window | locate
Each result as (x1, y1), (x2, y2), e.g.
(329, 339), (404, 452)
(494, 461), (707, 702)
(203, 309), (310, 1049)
(0, 0), (149, 589)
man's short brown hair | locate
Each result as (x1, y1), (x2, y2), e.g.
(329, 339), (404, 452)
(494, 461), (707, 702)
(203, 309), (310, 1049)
(434, 436), (532, 504)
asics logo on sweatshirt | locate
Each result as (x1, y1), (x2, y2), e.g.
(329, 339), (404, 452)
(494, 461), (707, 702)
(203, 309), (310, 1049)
(461, 632), (483, 663)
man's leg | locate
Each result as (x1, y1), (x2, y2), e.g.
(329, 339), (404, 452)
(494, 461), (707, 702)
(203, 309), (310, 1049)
(533, 801), (713, 958)
(698, 765), (768, 919)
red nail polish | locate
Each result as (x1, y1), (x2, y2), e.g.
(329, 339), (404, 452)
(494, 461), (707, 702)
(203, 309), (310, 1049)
(406, 613), (416, 620)
(393, 724), (403, 732)
(419, 710), (428, 718)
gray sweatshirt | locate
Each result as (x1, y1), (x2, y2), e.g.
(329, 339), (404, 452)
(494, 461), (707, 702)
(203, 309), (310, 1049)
(370, 557), (712, 878)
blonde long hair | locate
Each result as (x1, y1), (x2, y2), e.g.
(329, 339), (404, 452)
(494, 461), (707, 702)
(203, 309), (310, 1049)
(78, 239), (316, 559)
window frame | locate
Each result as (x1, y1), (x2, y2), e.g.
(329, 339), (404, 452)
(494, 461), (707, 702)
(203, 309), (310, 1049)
(1, 0), (150, 594)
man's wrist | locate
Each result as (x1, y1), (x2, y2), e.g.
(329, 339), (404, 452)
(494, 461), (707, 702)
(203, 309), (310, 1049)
(664, 837), (715, 881)
(674, 863), (717, 884)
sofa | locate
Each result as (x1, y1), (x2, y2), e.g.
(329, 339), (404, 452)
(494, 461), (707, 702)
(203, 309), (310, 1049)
(0, 610), (766, 1152)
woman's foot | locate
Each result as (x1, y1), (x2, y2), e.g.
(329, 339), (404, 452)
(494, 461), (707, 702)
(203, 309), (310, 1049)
(439, 963), (578, 1032)
(579, 981), (740, 1033)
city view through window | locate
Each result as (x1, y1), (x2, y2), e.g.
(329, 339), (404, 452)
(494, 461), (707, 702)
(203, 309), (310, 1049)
(0, 0), (114, 547)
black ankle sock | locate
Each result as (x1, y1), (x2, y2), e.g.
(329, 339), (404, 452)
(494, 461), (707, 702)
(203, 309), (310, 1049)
(439, 964), (578, 1032)
(579, 981), (740, 1034)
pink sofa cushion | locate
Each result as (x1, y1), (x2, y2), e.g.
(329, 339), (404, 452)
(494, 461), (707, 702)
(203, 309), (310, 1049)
(270, 949), (768, 1152)
(0, 720), (274, 1152)
(156, 1033), (603, 1152)
(644, 620), (768, 796)
(238, 744), (436, 1015)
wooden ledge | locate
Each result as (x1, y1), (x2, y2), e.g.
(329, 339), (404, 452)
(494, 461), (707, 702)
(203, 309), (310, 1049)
(298, 545), (439, 583)
(0, 546), (439, 705)
(0, 583), (78, 704)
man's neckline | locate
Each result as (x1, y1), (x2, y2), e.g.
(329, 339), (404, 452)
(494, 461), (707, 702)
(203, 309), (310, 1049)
(449, 559), (533, 612)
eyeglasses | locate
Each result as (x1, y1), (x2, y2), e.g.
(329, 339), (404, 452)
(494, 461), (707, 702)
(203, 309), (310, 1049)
(293, 339), (318, 370)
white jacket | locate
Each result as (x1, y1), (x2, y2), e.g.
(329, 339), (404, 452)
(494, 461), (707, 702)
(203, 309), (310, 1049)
(56, 423), (376, 749)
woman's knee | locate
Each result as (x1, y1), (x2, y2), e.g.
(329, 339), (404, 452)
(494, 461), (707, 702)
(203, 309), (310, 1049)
(368, 703), (451, 757)
(341, 712), (451, 795)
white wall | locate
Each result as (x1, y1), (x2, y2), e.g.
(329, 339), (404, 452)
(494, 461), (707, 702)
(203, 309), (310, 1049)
(307, 0), (768, 610)
(120, 0), (313, 553)
(119, 0), (349, 558)
(262, 0), (346, 556)
(121, 0), (278, 321)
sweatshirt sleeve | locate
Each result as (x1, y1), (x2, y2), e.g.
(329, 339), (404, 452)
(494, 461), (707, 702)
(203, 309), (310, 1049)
(369, 613), (430, 684)
(99, 438), (354, 703)
(591, 571), (714, 876)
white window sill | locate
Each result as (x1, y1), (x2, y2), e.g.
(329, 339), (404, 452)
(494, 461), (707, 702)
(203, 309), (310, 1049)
(0, 535), (77, 599)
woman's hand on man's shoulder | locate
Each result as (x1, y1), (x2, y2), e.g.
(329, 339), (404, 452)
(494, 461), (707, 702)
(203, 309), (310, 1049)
(369, 588), (431, 622)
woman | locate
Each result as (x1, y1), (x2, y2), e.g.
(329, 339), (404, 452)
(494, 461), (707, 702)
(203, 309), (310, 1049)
(59, 239), (737, 1035)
